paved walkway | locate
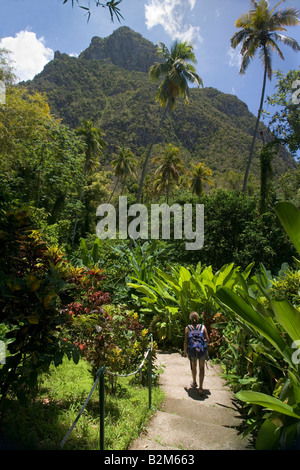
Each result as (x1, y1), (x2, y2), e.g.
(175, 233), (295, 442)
(129, 351), (254, 451)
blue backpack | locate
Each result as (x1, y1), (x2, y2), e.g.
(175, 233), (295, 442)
(187, 324), (207, 357)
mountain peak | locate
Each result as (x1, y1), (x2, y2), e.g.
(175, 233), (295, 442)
(79, 26), (160, 73)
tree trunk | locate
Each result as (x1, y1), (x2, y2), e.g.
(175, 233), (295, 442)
(166, 176), (170, 204)
(242, 65), (267, 193)
(108, 177), (119, 203)
(136, 101), (170, 204)
(121, 177), (127, 194)
(71, 155), (90, 245)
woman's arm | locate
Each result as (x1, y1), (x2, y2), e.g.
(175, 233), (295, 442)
(183, 326), (189, 357)
(204, 326), (210, 344)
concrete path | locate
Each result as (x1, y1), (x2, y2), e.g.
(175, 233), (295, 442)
(129, 351), (254, 451)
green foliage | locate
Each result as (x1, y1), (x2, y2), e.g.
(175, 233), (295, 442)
(129, 261), (253, 347)
(0, 87), (87, 245)
(271, 266), (300, 308)
(275, 201), (300, 256)
(176, 190), (296, 272)
(215, 201), (300, 449)
(78, 237), (102, 267)
(63, 0), (124, 23)
(67, 305), (155, 384)
(266, 69), (300, 156)
(114, 240), (171, 285)
(0, 207), (80, 408)
(0, 48), (17, 85)
(259, 141), (279, 214)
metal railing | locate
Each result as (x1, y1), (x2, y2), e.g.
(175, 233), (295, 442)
(59, 334), (153, 450)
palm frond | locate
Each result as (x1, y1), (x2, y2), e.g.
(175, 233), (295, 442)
(273, 7), (300, 27)
(273, 33), (300, 52)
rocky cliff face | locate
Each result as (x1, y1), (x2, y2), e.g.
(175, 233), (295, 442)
(78, 26), (160, 73)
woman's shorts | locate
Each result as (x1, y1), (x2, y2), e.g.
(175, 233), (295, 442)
(189, 351), (207, 363)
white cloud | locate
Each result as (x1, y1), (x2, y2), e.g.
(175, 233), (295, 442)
(145, 0), (202, 44)
(188, 0), (196, 9)
(0, 30), (53, 82)
(227, 46), (242, 69)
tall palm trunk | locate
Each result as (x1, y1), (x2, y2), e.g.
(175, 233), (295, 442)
(242, 62), (267, 193)
(166, 175), (170, 204)
(71, 156), (90, 245)
(136, 101), (170, 204)
(121, 177), (127, 194)
(108, 176), (119, 203)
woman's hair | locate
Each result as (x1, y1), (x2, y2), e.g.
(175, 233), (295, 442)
(189, 311), (199, 324)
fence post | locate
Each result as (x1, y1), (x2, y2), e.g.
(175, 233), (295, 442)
(148, 346), (152, 409)
(98, 366), (106, 450)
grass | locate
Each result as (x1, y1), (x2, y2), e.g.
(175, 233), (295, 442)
(0, 358), (165, 450)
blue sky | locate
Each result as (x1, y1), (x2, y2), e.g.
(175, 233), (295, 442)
(0, 0), (299, 119)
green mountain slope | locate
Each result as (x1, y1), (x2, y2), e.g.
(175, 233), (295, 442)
(24, 26), (295, 179)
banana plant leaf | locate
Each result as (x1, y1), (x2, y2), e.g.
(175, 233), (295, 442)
(271, 299), (300, 344)
(215, 287), (294, 367)
(275, 202), (300, 256)
(235, 390), (300, 419)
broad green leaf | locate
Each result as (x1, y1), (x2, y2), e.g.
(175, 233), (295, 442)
(275, 202), (300, 255)
(28, 274), (41, 292)
(43, 292), (57, 309)
(165, 306), (179, 315)
(216, 287), (294, 367)
(72, 347), (80, 364)
(157, 269), (181, 293)
(283, 421), (300, 449)
(214, 262), (235, 286)
(179, 266), (192, 285)
(288, 371), (300, 405)
(272, 299), (300, 344)
(27, 314), (39, 324)
(140, 297), (157, 304)
(127, 283), (157, 300)
(241, 262), (255, 280)
(235, 390), (300, 419)
(91, 241), (99, 263)
(255, 418), (281, 450)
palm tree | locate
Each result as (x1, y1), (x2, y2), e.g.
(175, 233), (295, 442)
(108, 145), (137, 202)
(76, 119), (106, 178)
(152, 144), (184, 203)
(231, 0), (300, 192)
(142, 174), (156, 203)
(72, 119), (106, 244)
(136, 40), (203, 203)
(188, 162), (214, 199)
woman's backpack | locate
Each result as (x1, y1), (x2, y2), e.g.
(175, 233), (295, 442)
(187, 324), (207, 356)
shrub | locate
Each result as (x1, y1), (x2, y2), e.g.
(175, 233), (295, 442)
(0, 208), (80, 409)
(64, 302), (157, 387)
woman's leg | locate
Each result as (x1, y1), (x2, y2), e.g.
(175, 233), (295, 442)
(199, 358), (205, 393)
(190, 359), (197, 386)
